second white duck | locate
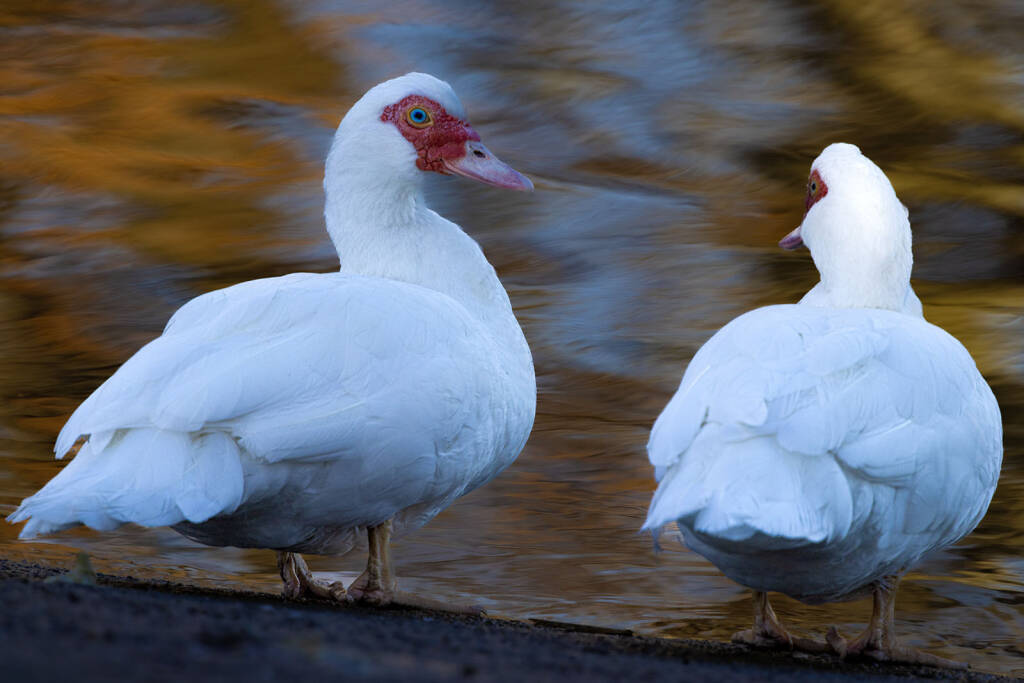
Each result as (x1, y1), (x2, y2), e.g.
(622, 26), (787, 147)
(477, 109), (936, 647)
(644, 143), (1001, 667)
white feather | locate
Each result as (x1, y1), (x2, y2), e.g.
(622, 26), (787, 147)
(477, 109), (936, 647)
(644, 144), (1002, 603)
(10, 73), (536, 555)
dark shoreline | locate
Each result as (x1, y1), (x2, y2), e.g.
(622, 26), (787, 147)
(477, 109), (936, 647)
(1, 558), (1014, 682)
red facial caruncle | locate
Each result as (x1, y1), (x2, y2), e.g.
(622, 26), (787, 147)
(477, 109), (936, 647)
(379, 94), (533, 191)
(779, 168), (828, 250)
(381, 95), (480, 174)
(804, 169), (828, 215)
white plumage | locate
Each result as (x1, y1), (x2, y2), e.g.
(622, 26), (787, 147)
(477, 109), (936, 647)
(643, 143), (1001, 664)
(10, 73), (536, 606)
(645, 304), (1000, 602)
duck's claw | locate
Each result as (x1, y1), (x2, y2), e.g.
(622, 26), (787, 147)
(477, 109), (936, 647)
(277, 551), (347, 603)
(732, 591), (829, 654)
(825, 576), (967, 670)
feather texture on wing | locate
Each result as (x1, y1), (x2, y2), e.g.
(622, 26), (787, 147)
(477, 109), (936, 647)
(644, 304), (1001, 601)
(13, 273), (534, 550)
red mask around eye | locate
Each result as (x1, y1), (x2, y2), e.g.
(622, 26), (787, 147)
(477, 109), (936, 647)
(379, 94), (533, 191)
(805, 169), (828, 214)
(380, 95), (480, 174)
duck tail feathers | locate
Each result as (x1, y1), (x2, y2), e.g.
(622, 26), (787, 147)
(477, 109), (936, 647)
(8, 428), (244, 539)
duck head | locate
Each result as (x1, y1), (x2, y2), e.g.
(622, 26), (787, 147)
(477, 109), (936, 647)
(325, 73), (532, 202)
(778, 143), (913, 311)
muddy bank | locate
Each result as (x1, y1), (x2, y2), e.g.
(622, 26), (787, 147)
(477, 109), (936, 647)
(0, 559), (1012, 683)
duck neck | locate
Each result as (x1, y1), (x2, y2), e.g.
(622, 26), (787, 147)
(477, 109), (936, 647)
(324, 167), (426, 254)
(801, 200), (916, 314)
(809, 246), (913, 312)
(323, 156), (525, 350)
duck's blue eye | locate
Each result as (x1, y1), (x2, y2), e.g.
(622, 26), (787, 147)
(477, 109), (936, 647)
(406, 107), (432, 127)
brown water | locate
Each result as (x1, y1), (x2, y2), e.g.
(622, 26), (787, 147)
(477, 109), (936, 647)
(1, 0), (1023, 674)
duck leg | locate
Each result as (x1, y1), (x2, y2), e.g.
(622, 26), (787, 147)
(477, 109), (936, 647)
(732, 591), (829, 653)
(276, 551), (347, 602)
(825, 576), (965, 669)
(347, 519), (484, 616)
(346, 519), (397, 605)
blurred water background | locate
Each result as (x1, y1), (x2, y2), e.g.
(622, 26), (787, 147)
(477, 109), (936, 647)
(1, 0), (1022, 674)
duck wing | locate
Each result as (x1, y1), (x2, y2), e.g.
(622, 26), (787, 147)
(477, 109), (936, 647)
(14, 272), (511, 536)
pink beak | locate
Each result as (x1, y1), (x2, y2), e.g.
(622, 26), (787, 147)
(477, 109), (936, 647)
(779, 225), (803, 250)
(442, 141), (534, 191)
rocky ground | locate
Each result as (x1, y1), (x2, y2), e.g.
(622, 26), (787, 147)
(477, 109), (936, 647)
(0, 558), (1013, 683)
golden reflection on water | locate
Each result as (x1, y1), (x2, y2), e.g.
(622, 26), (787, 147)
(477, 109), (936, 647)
(1, 0), (1023, 675)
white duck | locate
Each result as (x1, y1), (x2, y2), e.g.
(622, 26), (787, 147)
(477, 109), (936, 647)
(644, 143), (1002, 667)
(9, 73), (536, 612)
